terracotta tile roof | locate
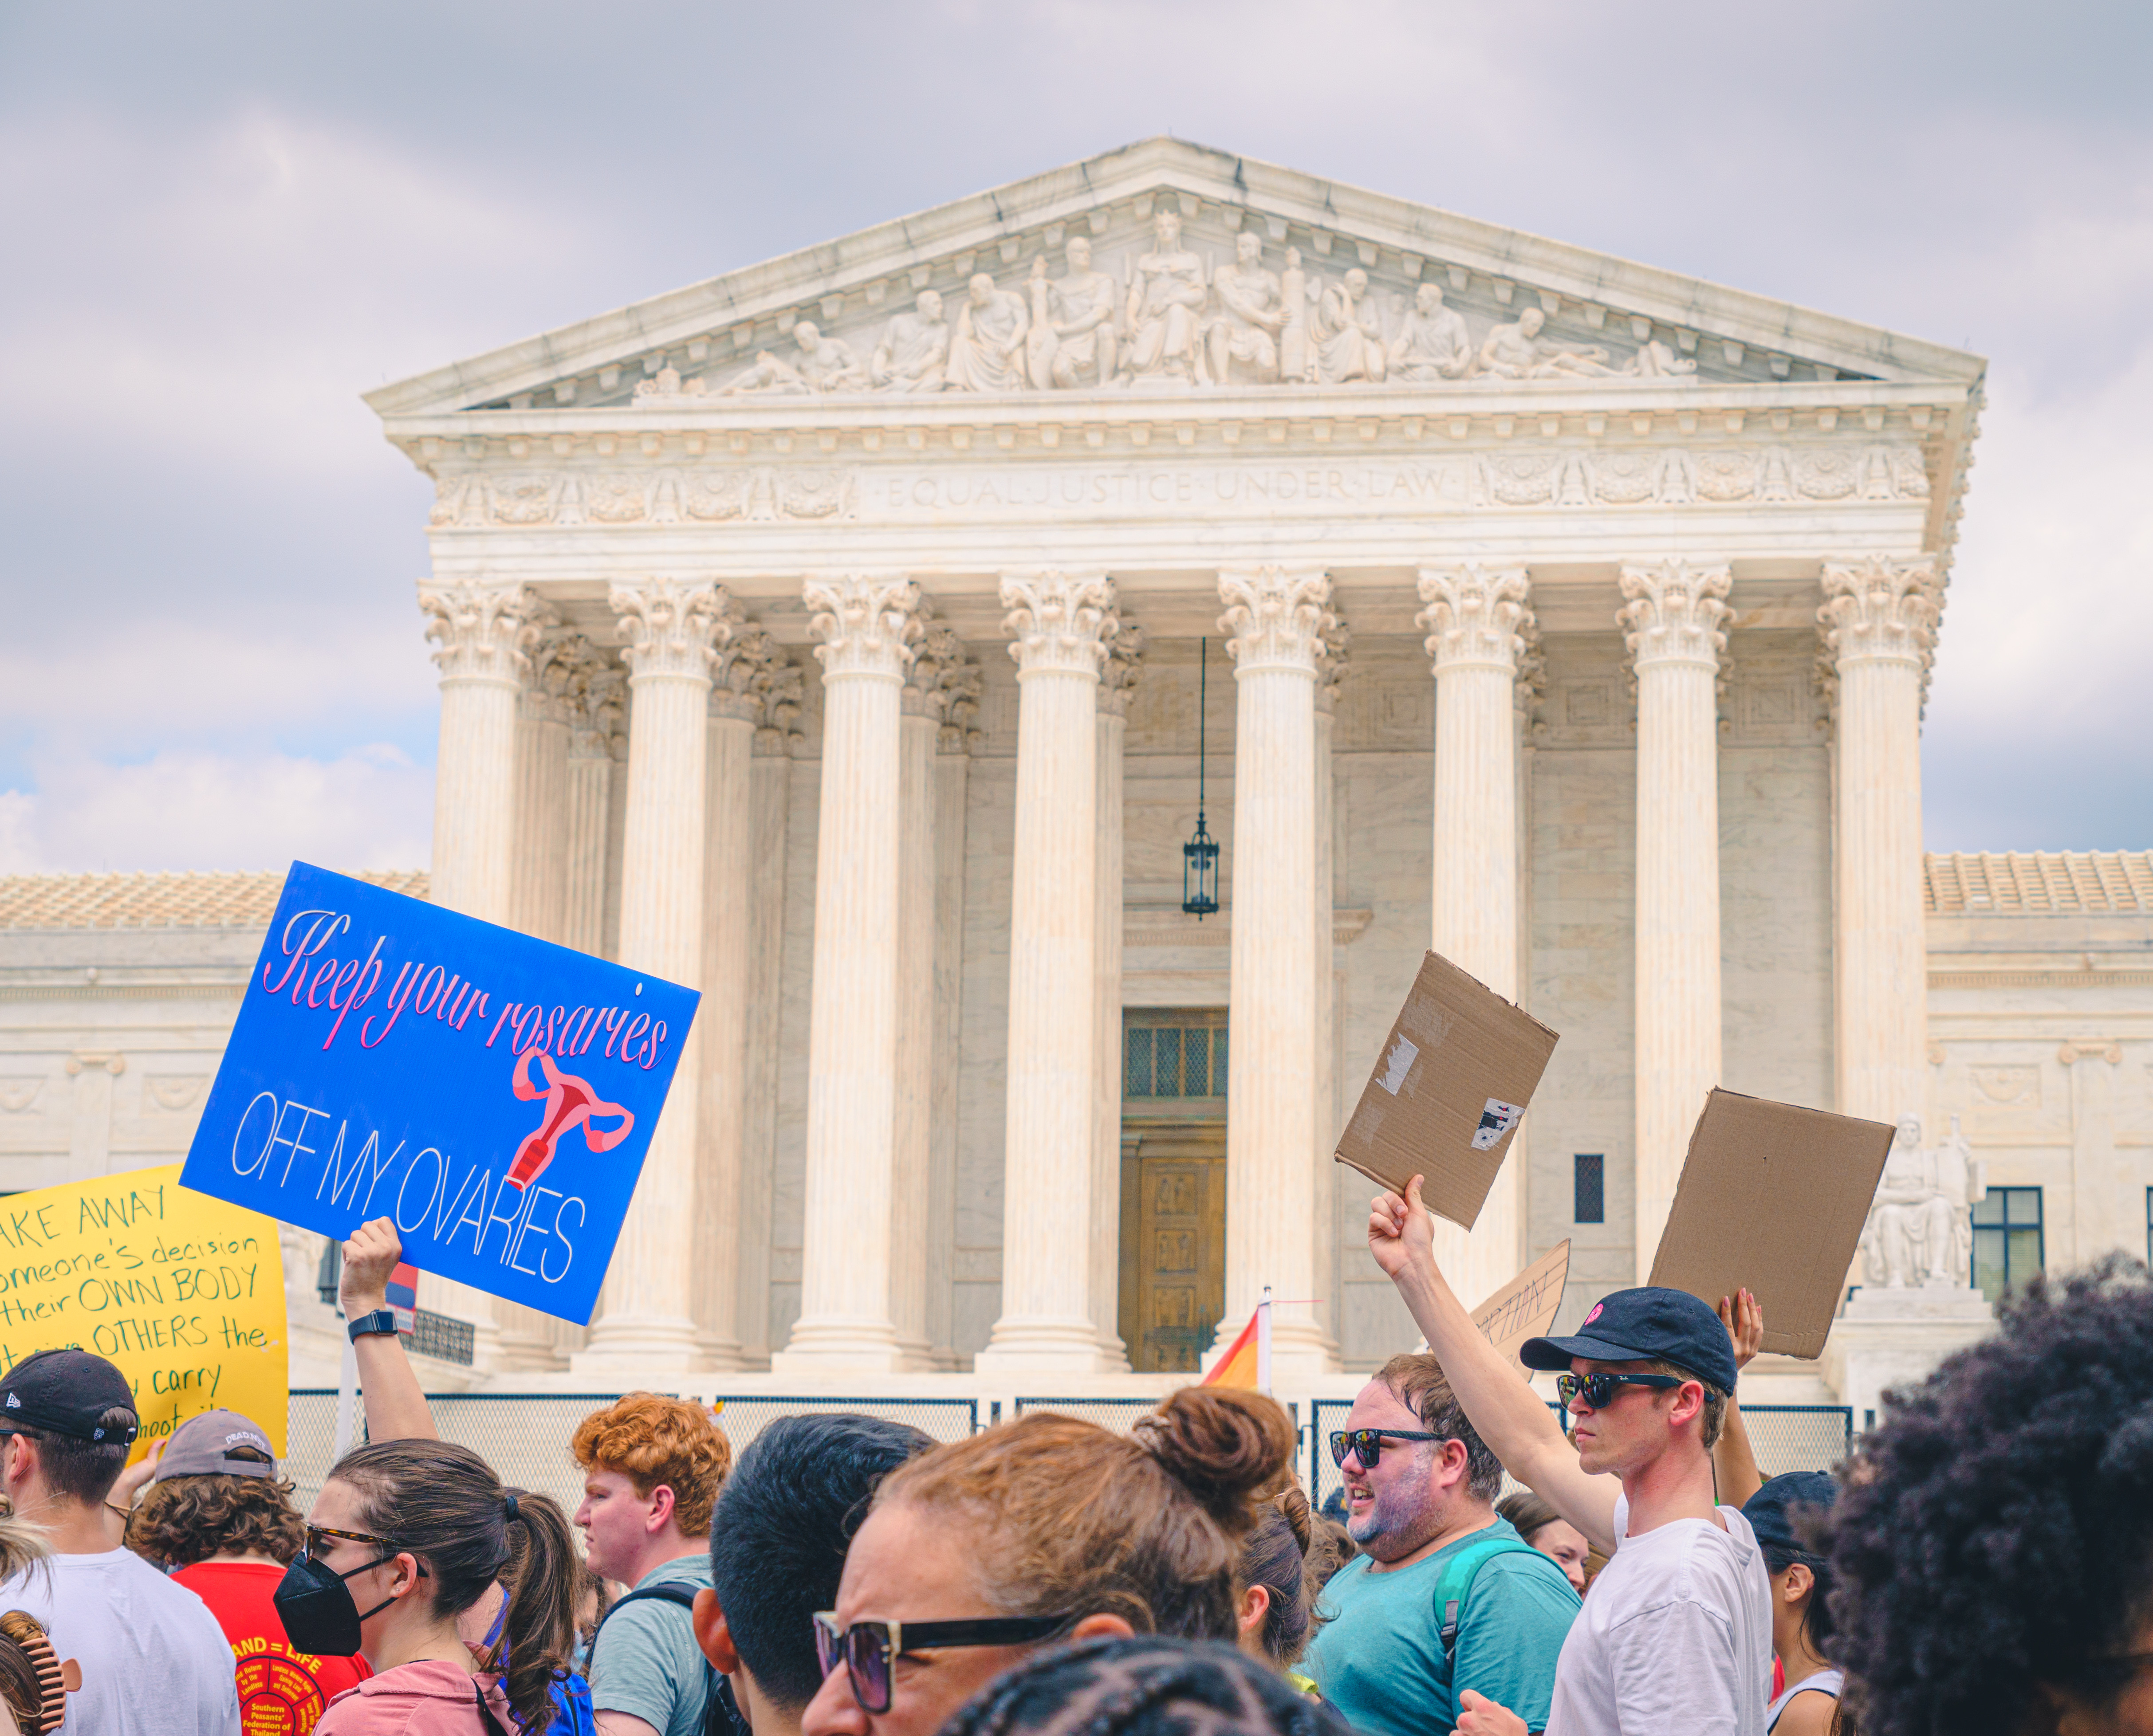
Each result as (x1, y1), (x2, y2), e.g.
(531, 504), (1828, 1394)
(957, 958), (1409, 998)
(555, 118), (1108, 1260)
(1925, 852), (2153, 915)
(0, 871), (429, 930)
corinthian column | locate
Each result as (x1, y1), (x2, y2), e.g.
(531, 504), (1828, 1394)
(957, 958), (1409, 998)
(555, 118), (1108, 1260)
(1090, 625), (1143, 1369)
(690, 624), (779, 1372)
(1215, 566), (1338, 1375)
(1619, 561), (1732, 1279)
(420, 584), (549, 924)
(510, 635), (573, 945)
(574, 578), (730, 1371)
(1820, 556), (1942, 1125)
(977, 572), (1119, 1373)
(1416, 564), (1534, 1311)
(1313, 619), (1349, 1348)
(773, 574), (922, 1371)
(562, 645), (625, 961)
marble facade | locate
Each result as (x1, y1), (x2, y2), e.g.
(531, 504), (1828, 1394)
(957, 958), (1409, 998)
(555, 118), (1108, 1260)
(7, 141), (2141, 1414)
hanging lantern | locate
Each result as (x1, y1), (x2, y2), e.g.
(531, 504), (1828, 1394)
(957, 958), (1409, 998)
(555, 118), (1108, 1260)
(1182, 637), (1220, 919)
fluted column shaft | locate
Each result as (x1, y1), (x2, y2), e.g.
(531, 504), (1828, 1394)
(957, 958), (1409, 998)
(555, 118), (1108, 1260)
(1090, 628), (1142, 1368)
(1417, 566), (1534, 1311)
(925, 692), (977, 1367)
(978, 572), (1118, 1372)
(1621, 562), (1732, 1279)
(511, 643), (572, 945)
(890, 676), (941, 1367)
(774, 575), (921, 1371)
(1313, 626), (1347, 1348)
(575, 580), (728, 1370)
(1216, 567), (1337, 1375)
(1822, 557), (1941, 1125)
(737, 715), (796, 1363)
(562, 650), (623, 961)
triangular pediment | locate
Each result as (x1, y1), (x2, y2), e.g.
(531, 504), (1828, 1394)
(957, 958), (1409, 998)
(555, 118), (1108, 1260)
(366, 137), (1984, 420)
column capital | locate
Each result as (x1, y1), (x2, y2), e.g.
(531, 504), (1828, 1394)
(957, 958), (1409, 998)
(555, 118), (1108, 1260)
(610, 579), (733, 683)
(1819, 556), (1943, 670)
(752, 658), (807, 757)
(519, 628), (579, 725)
(712, 623), (785, 724)
(1001, 571), (1118, 678)
(1314, 615), (1352, 717)
(1618, 560), (1732, 672)
(1098, 623), (1146, 719)
(907, 622), (987, 737)
(806, 573), (922, 682)
(1218, 566), (1332, 675)
(420, 583), (554, 686)
(1416, 565), (1533, 674)
(560, 639), (625, 760)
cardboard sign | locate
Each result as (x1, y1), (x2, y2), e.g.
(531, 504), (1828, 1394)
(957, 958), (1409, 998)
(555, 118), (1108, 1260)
(1335, 952), (1561, 1228)
(180, 863), (700, 1326)
(1649, 1087), (1894, 1359)
(1473, 1240), (1571, 1369)
(0, 1164), (288, 1456)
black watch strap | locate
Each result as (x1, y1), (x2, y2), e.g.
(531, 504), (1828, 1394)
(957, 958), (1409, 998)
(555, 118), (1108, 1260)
(347, 1308), (400, 1342)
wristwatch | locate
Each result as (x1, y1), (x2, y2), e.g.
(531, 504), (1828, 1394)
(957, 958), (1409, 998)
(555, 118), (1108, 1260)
(346, 1309), (400, 1342)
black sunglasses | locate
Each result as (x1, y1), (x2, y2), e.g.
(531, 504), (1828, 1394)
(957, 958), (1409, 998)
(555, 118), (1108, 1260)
(814, 1613), (1074, 1713)
(1555, 1371), (1683, 1411)
(1328, 1428), (1447, 1469)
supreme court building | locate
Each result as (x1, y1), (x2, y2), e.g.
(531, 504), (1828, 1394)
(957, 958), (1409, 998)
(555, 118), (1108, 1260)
(6, 141), (2150, 1409)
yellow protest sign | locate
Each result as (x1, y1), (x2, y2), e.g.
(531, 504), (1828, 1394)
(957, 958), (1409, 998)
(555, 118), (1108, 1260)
(0, 1164), (287, 1457)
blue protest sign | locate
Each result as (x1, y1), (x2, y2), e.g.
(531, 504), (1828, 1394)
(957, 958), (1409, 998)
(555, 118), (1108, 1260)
(180, 863), (700, 1325)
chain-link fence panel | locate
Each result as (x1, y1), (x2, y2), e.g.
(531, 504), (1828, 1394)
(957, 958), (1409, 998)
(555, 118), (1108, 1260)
(1014, 1397), (1298, 1447)
(286, 1390), (980, 1522)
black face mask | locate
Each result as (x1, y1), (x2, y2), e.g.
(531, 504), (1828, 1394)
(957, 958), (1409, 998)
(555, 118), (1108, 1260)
(272, 1550), (400, 1657)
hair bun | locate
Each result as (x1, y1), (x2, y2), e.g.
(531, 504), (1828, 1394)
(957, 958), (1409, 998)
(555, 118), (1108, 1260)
(1131, 1388), (1296, 1536)
(1275, 1485), (1313, 1555)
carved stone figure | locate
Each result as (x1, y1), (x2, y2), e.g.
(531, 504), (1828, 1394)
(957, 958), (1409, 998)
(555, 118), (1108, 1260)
(1278, 247), (1311, 382)
(1478, 306), (1614, 379)
(1201, 230), (1284, 385)
(721, 321), (866, 395)
(870, 290), (950, 393)
(1620, 337), (1698, 379)
(1313, 267), (1387, 385)
(945, 272), (1031, 393)
(1121, 209), (1206, 385)
(634, 364), (708, 401)
(1029, 237), (1119, 389)
(1860, 1114), (1985, 1288)
(1388, 282), (1474, 382)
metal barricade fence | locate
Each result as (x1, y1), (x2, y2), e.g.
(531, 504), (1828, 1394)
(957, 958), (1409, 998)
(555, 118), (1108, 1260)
(286, 1391), (980, 1521)
(1306, 1398), (1854, 1516)
(1014, 1396), (1299, 1441)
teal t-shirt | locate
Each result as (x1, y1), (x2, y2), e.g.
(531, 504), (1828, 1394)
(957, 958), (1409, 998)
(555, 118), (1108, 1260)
(590, 1553), (713, 1736)
(1302, 1516), (1580, 1736)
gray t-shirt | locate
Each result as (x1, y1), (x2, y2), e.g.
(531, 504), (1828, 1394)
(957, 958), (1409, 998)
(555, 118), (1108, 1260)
(591, 1553), (713, 1736)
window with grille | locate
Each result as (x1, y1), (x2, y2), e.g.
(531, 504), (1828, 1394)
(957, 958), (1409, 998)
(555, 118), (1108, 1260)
(1574, 1154), (1605, 1224)
(1123, 1011), (1228, 1100)
(1972, 1187), (2043, 1304)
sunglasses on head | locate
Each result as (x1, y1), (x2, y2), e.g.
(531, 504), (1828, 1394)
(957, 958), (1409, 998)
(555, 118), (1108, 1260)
(1554, 1371), (1684, 1411)
(812, 1612), (1074, 1713)
(1327, 1428), (1447, 1470)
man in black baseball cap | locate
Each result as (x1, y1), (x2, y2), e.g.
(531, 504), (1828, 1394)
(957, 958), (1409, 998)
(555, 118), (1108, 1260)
(0, 1350), (240, 1733)
(1367, 1176), (1772, 1736)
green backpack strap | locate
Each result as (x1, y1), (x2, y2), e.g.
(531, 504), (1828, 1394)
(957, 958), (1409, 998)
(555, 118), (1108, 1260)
(1434, 1535), (1541, 1657)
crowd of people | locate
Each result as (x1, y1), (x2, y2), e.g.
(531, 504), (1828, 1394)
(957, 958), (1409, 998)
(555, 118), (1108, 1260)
(0, 1175), (2147, 1735)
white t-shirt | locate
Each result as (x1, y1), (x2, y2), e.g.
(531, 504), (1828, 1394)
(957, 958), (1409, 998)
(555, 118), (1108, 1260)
(1543, 1493), (1772, 1736)
(1, 1549), (241, 1734)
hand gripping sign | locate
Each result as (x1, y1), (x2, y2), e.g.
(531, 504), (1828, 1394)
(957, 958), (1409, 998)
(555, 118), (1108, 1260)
(180, 863), (700, 1326)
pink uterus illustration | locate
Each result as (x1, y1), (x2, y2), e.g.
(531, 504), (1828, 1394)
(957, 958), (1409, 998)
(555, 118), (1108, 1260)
(507, 1049), (635, 1190)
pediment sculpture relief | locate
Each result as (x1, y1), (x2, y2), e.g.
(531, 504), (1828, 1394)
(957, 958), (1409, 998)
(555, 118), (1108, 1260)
(671, 207), (1747, 402)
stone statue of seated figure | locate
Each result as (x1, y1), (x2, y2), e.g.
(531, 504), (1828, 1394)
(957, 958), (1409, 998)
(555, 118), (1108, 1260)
(945, 272), (1031, 393)
(721, 321), (866, 395)
(871, 291), (951, 393)
(1478, 306), (1614, 379)
(1200, 231), (1284, 386)
(1860, 1114), (1984, 1289)
(1388, 283), (1474, 382)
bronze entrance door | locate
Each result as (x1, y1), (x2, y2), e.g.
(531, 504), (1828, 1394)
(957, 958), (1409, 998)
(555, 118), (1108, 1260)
(1117, 1011), (1228, 1375)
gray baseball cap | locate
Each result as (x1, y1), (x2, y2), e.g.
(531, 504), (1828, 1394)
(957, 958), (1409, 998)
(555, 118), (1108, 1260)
(151, 1409), (276, 1481)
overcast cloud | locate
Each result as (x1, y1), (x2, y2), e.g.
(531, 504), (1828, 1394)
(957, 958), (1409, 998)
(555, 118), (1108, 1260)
(2, 0), (2147, 871)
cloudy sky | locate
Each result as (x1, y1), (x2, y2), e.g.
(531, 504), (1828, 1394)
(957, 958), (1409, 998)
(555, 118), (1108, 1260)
(2, 0), (2146, 872)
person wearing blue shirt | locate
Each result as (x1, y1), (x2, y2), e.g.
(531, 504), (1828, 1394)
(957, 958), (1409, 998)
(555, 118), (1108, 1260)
(1303, 1355), (1578, 1735)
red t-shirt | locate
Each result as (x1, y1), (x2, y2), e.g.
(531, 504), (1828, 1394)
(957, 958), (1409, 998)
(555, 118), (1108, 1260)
(173, 1561), (372, 1734)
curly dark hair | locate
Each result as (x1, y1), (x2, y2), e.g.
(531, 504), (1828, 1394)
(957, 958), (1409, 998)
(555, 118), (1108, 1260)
(126, 1474), (305, 1567)
(941, 1635), (1353, 1736)
(1827, 1256), (2153, 1736)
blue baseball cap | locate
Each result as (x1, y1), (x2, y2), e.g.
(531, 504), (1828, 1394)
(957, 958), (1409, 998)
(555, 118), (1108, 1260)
(1519, 1286), (1739, 1393)
(1743, 1471), (1837, 1557)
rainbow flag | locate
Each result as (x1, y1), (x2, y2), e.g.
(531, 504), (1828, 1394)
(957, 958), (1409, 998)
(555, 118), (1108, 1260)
(1202, 1289), (1272, 1394)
